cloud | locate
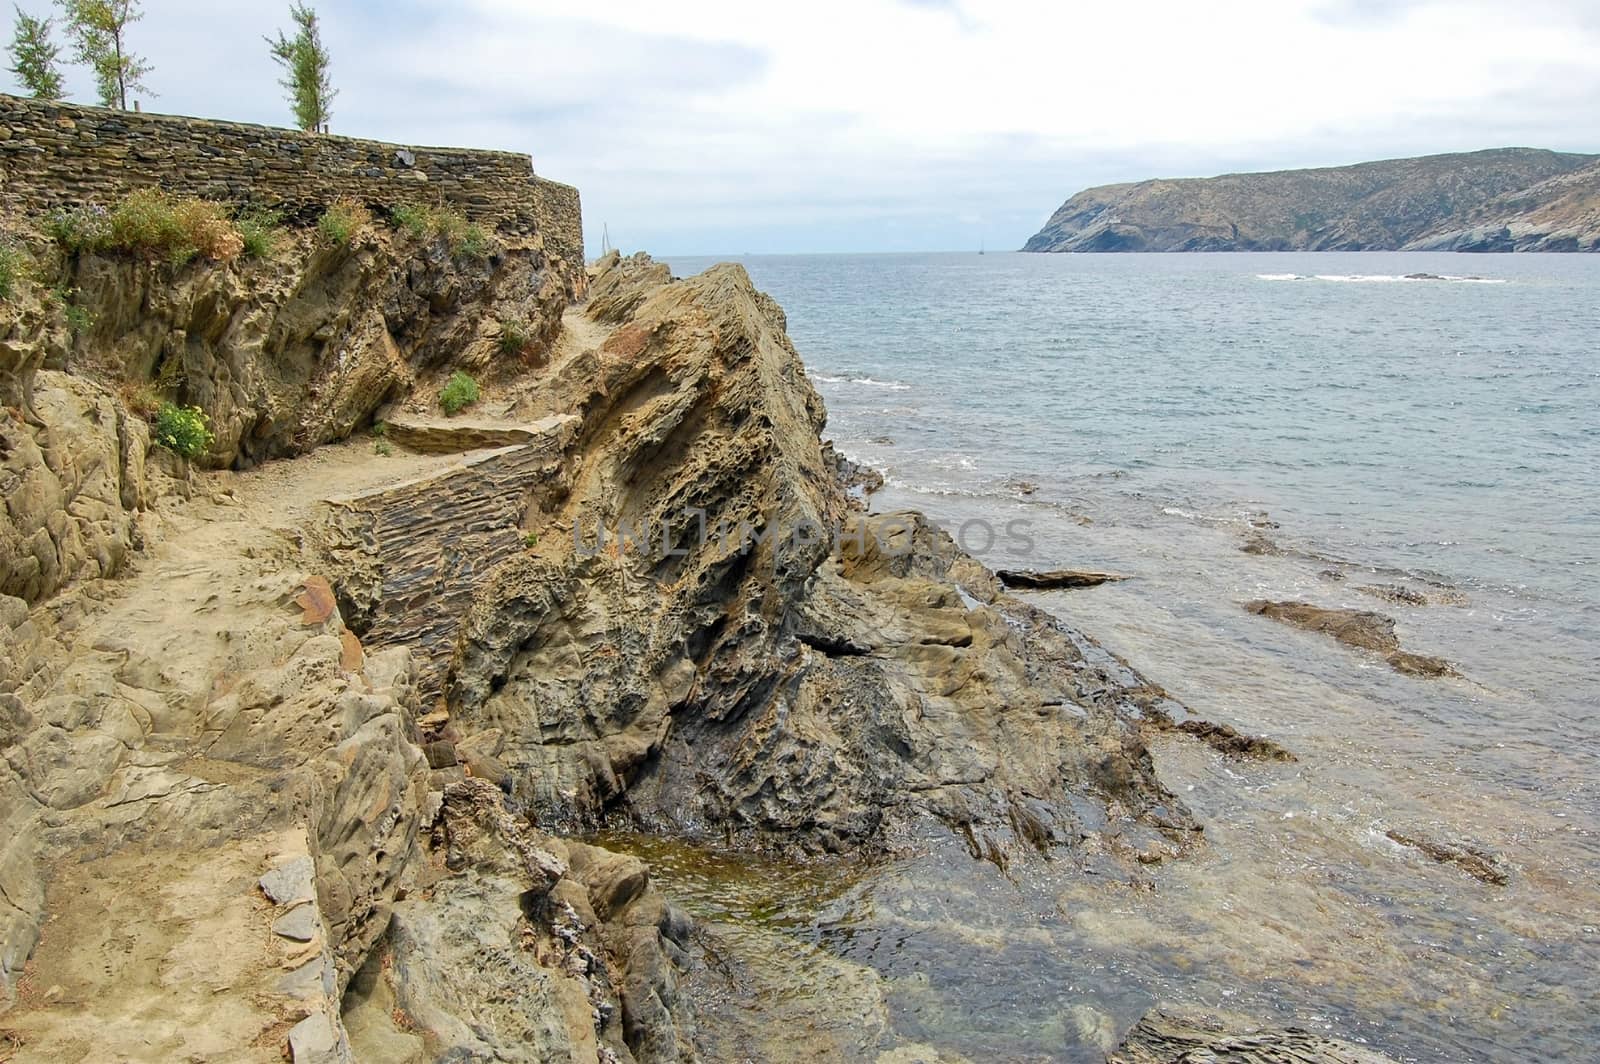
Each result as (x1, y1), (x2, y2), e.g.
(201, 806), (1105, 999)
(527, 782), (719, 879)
(4, 0), (1598, 253)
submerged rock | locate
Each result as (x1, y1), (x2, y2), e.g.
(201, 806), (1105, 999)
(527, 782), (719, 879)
(997, 568), (1128, 590)
(1386, 829), (1509, 885)
(1111, 1007), (1401, 1063)
(1244, 599), (1458, 679)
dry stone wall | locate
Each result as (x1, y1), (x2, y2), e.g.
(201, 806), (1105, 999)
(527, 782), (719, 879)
(0, 93), (583, 267)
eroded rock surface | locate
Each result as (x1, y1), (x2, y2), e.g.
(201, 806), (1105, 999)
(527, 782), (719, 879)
(1111, 1008), (1401, 1063)
(430, 255), (1193, 860)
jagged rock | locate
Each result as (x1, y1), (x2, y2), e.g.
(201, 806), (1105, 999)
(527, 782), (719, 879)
(444, 257), (1191, 860)
(273, 903), (322, 942)
(260, 855), (317, 905)
(1142, 709), (1296, 762)
(352, 778), (695, 1063)
(0, 372), (158, 603)
(315, 427), (575, 700)
(1111, 1007), (1401, 1062)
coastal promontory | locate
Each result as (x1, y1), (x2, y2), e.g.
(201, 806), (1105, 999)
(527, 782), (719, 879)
(1023, 147), (1600, 252)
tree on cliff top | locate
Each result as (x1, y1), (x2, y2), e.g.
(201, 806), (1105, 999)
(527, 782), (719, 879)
(55, 0), (152, 109)
(7, 6), (66, 99)
(268, 3), (336, 132)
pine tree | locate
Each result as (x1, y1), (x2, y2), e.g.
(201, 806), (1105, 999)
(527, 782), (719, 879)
(268, 3), (336, 132)
(7, 6), (66, 99)
(55, 0), (151, 109)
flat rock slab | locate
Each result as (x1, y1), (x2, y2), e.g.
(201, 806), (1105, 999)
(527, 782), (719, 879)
(273, 903), (322, 943)
(384, 414), (577, 455)
(260, 855), (316, 906)
(997, 568), (1128, 590)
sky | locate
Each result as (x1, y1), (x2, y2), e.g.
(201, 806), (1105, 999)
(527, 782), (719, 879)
(5, 0), (1600, 255)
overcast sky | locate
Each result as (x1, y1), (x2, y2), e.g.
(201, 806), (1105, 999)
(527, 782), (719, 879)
(6, 0), (1599, 254)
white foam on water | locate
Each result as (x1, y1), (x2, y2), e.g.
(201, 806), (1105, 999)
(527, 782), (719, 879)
(809, 373), (913, 390)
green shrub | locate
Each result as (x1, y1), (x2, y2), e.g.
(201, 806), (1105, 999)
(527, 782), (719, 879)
(45, 286), (91, 332)
(317, 198), (371, 246)
(65, 303), (93, 333)
(104, 189), (243, 264)
(373, 438), (393, 457)
(497, 318), (531, 356)
(237, 207), (283, 258)
(522, 531), (539, 549)
(390, 203), (492, 259)
(390, 203), (433, 239)
(458, 223), (490, 259)
(49, 191), (243, 264)
(152, 402), (214, 459)
(438, 371), (479, 415)
(0, 243), (26, 299)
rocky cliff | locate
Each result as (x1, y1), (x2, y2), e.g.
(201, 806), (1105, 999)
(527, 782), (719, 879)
(1023, 148), (1600, 252)
(0, 173), (1226, 1064)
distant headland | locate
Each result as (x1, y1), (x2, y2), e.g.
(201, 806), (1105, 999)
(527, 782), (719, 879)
(1023, 147), (1600, 252)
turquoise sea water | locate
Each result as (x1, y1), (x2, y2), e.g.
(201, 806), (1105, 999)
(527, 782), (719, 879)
(656, 251), (1599, 1061)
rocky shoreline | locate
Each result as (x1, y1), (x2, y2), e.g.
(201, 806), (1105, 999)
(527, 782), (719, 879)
(0, 224), (1423, 1061)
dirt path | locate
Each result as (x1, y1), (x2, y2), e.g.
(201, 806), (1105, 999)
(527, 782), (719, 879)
(1, 308), (613, 1061)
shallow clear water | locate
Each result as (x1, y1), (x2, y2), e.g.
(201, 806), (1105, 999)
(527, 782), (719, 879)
(650, 251), (1600, 1061)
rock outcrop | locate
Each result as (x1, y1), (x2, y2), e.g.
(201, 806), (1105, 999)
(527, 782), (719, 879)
(417, 254), (1195, 860)
(2, 222), (1400, 1060)
(1023, 148), (1600, 252)
(0, 222), (576, 606)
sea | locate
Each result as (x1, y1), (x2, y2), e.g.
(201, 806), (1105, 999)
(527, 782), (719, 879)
(646, 251), (1600, 1062)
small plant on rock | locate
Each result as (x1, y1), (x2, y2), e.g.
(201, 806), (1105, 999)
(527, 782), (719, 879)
(456, 222), (490, 260)
(236, 207), (283, 258)
(438, 371), (479, 415)
(119, 381), (162, 417)
(390, 202), (434, 239)
(373, 438), (393, 457)
(317, 198), (370, 247)
(0, 242), (27, 299)
(497, 318), (531, 356)
(45, 204), (111, 252)
(52, 286), (94, 333)
(152, 401), (213, 459)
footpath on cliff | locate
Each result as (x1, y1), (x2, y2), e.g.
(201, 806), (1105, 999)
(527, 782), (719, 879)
(1, 231), (1405, 1063)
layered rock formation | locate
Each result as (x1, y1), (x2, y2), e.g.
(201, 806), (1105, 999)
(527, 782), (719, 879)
(1023, 148), (1600, 252)
(2, 227), (1337, 1060)
(1, 222), (574, 605)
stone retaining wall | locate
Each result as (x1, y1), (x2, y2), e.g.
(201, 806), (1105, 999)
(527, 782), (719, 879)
(0, 94), (583, 267)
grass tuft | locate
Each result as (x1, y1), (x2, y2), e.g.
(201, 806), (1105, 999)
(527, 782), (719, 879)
(438, 371), (479, 415)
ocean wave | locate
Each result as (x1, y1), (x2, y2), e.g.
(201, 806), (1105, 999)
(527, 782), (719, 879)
(1256, 273), (1509, 285)
(809, 373), (912, 390)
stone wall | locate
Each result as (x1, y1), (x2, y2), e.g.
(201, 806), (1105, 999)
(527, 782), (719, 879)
(0, 94), (584, 267)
